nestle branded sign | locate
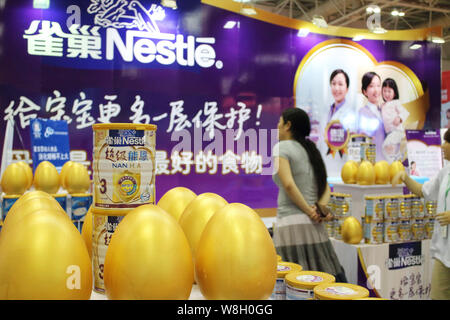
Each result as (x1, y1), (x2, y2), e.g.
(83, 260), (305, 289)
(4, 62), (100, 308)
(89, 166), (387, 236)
(387, 242), (423, 270)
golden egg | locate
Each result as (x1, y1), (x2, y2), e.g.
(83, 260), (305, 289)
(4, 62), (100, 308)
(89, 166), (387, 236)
(374, 161), (390, 184)
(341, 160), (359, 184)
(1, 163), (28, 195)
(356, 161), (375, 185)
(104, 204), (194, 299)
(16, 161), (33, 190)
(60, 161), (75, 190)
(157, 187), (196, 221)
(179, 193), (228, 267)
(195, 203), (277, 300)
(33, 161), (60, 194)
(341, 216), (363, 244)
(81, 206), (93, 259)
(389, 160), (405, 183)
(64, 163), (91, 194)
(2, 192), (69, 234)
(0, 210), (92, 299)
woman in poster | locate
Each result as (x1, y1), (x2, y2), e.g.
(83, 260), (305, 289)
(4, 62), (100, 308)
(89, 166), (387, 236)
(327, 69), (354, 130)
(357, 71), (385, 161)
(272, 108), (347, 282)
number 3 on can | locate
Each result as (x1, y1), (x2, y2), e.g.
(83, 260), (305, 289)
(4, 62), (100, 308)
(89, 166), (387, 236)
(100, 178), (107, 194)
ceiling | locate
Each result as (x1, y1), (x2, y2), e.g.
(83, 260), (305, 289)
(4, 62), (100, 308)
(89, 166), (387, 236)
(250, 0), (450, 59)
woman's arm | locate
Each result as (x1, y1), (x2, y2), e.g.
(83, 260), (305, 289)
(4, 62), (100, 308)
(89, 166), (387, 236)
(275, 156), (321, 223)
(392, 171), (423, 197)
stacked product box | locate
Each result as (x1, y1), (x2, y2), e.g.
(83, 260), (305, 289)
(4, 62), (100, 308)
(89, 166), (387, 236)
(325, 193), (352, 240)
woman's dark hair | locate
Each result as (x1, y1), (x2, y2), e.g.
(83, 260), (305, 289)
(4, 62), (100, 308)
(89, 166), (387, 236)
(361, 71), (381, 94)
(444, 128), (450, 143)
(382, 78), (400, 101)
(330, 69), (350, 88)
(281, 108), (328, 199)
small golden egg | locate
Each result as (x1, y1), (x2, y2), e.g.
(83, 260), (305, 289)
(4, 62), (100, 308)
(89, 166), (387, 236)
(60, 161), (75, 190)
(1, 163), (28, 195)
(356, 161), (375, 185)
(157, 187), (196, 221)
(33, 161), (60, 194)
(16, 161), (33, 190)
(341, 160), (359, 184)
(341, 216), (363, 244)
(64, 163), (90, 194)
(374, 161), (390, 184)
(389, 160), (405, 184)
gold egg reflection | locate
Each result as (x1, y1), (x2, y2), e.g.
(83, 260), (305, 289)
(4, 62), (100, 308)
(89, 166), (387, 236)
(104, 204), (194, 300)
(33, 161), (60, 194)
(195, 203), (277, 300)
(1, 163), (28, 195)
(157, 187), (196, 221)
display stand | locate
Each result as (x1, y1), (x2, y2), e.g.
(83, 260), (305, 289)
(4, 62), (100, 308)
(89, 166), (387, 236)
(331, 238), (433, 300)
(332, 182), (404, 223)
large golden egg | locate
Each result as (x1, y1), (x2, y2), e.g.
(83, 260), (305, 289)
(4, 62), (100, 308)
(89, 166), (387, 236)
(341, 160), (359, 184)
(33, 161), (60, 194)
(1, 163), (28, 195)
(341, 216), (363, 244)
(2, 191), (69, 234)
(81, 206), (93, 258)
(195, 203), (277, 300)
(103, 204), (194, 299)
(0, 210), (92, 299)
(389, 160), (405, 183)
(179, 193), (228, 264)
(157, 187), (196, 221)
(374, 161), (390, 184)
(60, 161), (74, 190)
(356, 161), (375, 185)
(16, 161), (33, 190)
(64, 163), (91, 194)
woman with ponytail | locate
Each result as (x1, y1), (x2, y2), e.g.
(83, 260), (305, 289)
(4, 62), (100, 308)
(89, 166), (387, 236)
(272, 107), (347, 282)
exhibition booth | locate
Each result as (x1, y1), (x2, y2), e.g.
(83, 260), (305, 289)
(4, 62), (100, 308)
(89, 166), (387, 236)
(0, 0), (447, 301)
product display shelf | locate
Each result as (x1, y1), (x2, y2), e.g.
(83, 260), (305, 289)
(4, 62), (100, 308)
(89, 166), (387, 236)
(90, 284), (205, 300)
(332, 181), (405, 223)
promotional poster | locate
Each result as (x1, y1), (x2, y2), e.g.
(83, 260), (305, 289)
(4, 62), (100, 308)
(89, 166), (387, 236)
(0, 0), (442, 208)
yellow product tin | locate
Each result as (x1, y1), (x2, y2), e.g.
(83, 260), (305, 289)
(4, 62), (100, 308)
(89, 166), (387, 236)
(365, 196), (384, 221)
(399, 195), (412, 219)
(398, 219), (411, 242)
(425, 200), (437, 218)
(383, 196), (399, 220)
(325, 219), (335, 238)
(334, 217), (346, 240)
(384, 219), (399, 243)
(411, 218), (425, 241)
(424, 218), (435, 239)
(92, 207), (131, 293)
(364, 219), (384, 244)
(314, 283), (369, 300)
(271, 262), (303, 300)
(411, 196), (425, 219)
(285, 271), (336, 300)
(92, 123), (156, 211)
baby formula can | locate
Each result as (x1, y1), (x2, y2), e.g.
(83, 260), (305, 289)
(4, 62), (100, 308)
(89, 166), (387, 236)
(424, 218), (435, 239)
(398, 219), (411, 242)
(334, 217), (346, 240)
(325, 219), (335, 238)
(92, 207), (130, 293)
(425, 200), (437, 218)
(384, 219), (399, 243)
(92, 123), (156, 211)
(411, 218), (425, 241)
(70, 193), (93, 233)
(285, 271), (335, 300)
(314, 283), (369, 300)
(411, 196), (425, 219)
(399, 195), (411, 219)
(270, 262), (303, 300)
(365, 196), (384, 221)
(384, 196), (399, 220)
(365, 219), (384, 244)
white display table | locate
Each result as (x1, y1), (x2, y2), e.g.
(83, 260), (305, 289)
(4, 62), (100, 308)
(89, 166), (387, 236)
(90, 284), (206, 300)
(332, 182), (404, 222)
(331, 238), (433, 300)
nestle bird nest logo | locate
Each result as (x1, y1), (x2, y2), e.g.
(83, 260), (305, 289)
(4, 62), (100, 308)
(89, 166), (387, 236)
(88, 0), (165, 33)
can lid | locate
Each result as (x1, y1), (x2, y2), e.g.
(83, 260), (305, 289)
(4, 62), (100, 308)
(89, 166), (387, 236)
(92, 207), (132, 216)
(277, 262), (302, 278)
(285, 271), (335, 290)
(92, 123), (157, 131)
(2, 194), (21, 199)
(70, 193), (93, 197)
(51, 193), (67, 197)
(314, 283), (369, 300)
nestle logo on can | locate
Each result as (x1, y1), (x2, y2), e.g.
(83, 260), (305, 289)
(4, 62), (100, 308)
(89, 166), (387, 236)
(106, 130), (145, 146)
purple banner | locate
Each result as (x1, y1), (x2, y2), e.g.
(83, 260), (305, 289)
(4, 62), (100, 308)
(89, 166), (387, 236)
(0, 0), (442, 208)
